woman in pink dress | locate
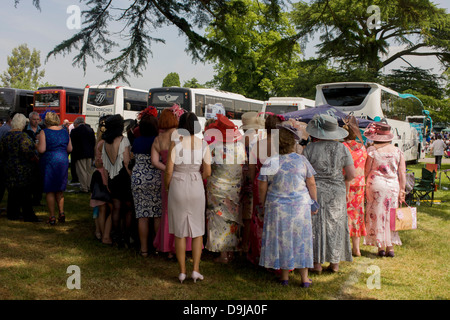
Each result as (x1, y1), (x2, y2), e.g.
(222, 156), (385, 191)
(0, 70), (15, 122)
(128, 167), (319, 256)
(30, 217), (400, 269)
(342, 117), (367, 257)
(152, 105), (192, 258)
(363, 122), (406, 258)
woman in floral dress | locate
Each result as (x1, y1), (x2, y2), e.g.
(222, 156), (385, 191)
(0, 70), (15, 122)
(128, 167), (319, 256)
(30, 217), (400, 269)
(205, 114), (245, 263)
(258, 122), (318, 287)
(342, 117), (367, 256)
(363, 122), (406, 257)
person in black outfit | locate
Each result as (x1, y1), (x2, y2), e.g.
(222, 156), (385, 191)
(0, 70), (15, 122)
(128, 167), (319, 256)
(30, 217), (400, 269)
(70, 117), (96, 193)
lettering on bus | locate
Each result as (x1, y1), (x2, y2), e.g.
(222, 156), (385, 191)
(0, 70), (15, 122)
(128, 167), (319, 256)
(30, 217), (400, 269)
(86, 106), (114, 114)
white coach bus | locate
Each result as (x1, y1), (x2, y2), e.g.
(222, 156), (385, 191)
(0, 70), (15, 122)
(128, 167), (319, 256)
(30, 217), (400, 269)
(261, 97), (315, 115)
(82, 85), (148, 131)
(315, 82), (425, 162)
(147, 87), (264, 130)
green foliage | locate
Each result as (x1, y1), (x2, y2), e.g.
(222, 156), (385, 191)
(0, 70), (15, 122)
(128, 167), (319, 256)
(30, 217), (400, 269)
(290, 0), (450, 77)
(0, 44), (45, 90)
(205, 0), (301, 100)
(162, 72), (181, 87)
(183, 78), (206, 88)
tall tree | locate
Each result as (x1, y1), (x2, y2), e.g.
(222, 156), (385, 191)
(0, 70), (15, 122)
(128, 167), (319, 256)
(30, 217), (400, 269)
(290, 0), (450, 77)
(162, 72), (181, 87)
(205, 0), (302, 100)
(1, 44), (45, 90)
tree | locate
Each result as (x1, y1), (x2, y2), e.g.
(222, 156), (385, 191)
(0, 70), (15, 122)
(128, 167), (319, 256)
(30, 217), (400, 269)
(16, 0), (285, 85)
(0, 44), (45, 90)
(162, 72), (181, 87)
(290, 0), (450, 77)
(183, 78), (205, 88)
(205, 0), (302, 100)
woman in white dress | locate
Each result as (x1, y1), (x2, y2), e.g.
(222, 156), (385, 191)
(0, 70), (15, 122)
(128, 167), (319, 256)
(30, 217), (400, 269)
(165, 112), (211, 283)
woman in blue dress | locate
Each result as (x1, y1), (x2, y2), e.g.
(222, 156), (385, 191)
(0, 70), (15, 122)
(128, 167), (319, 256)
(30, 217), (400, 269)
(37, 111), (72, 225)
(258, 122), (318, 287)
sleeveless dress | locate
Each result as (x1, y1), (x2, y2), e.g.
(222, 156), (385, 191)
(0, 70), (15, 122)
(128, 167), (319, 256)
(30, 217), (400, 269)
(131, 136), (162, 218)
(40, 128), (70, 193)
(168, 139), (208, 238)
(343, 140), (368, 237)
(153, 149), (192, 252)
(258, 153), (316, 270)
(364, 146), (403, 248)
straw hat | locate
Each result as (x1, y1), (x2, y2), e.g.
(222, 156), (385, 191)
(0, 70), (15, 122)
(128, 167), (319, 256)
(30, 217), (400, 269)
(363, 122), (394, 142)
(240, 112), (265, 130)
(306, 114), (348, 140)
(204, 114), (242, 143)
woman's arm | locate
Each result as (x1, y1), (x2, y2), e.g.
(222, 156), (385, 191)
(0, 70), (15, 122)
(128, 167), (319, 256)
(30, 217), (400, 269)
(202, 144), (212, 180)
(164, 141), (175, 191)
(305, 176), (318, 215)
(36, 130), (46, 154)
(258, 180), (268, 206)
(66, 137), (73, 154)
(123, 145), (132, 176)
(151, 137), (166, 171)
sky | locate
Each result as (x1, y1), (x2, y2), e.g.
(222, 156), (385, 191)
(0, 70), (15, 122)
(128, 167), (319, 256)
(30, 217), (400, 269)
(0, 0), (448, 93)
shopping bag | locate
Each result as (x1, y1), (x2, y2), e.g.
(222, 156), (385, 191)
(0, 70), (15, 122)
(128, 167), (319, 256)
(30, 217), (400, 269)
(390, 202), (417, 231)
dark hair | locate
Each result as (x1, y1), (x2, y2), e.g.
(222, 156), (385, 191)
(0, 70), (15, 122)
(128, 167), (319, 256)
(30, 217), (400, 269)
(178, 112), (201, 136)
(139, 114), (159, 137)
(158, 108), (178, 130)
(102, 114), (124, 144)
(278, 128), (296, 155)
(265, 114), (282, 131)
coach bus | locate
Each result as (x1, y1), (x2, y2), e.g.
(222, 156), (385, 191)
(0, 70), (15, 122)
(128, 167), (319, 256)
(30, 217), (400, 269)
(261, 97), (315, 115)
(82, 85), (148, 131)
(0, 87), (34, 120)
(33, 86), (84, 124)
(147, 87), (264, 130)
(315, 82), (425, 162)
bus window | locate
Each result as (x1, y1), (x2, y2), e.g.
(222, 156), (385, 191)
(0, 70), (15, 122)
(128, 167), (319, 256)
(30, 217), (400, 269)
(35, 92), (60, 107)
(195, 94), (205, 116)
(322, 87), (370, 106)
(124, 89), (147, 112)
(235, 100), (249, 119)
(87, 88), (115, 106)
(206, 95), (234, 119)
(66, 94), (82, 114)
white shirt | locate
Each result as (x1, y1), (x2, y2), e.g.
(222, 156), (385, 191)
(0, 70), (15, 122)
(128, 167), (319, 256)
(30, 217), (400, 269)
(431, 139), (447, 156)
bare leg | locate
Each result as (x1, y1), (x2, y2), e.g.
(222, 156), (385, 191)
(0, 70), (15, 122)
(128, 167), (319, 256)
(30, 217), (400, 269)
(138, 217), (149, 256)
(46, 192), (56, 218)
(102, 213), (113, 244)
(352, 236), (361, 256)
(192, 236), (203, 273)
(175, 236), (187, 274)
(299, 268), (311, 284)
(55, 191), (64, 214)
(98, 204), (106, 236)
(280, 269), (289, 281)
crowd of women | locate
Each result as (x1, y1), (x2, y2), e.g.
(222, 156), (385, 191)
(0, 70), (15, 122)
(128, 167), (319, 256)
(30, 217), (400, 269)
(0, 106), (407, 288)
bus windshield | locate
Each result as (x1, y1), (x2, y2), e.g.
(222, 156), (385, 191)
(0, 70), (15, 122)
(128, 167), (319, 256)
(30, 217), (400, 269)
(35, 92), (60, 107)
(0, 89), (15, 111)
(265, 105), (298, 115)
(87, 88), (115, 106)
(148, 90), (187, 112)
(322, 87), (371, 107)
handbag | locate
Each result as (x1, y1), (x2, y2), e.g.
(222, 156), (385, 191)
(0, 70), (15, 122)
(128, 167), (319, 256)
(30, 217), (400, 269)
(390, 201), (417, 231)
(90, 170), (112, 203)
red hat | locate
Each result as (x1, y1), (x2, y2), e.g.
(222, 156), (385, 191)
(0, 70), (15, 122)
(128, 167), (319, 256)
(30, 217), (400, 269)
(204, 114), (242, 143)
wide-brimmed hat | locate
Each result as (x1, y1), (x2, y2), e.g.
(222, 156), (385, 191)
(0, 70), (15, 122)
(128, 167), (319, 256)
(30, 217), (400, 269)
(204, 114), (242, 143)
(283, 118), (309, 140)
(306, 114), (348, 140)
(240, 112), (265, 130)
(276, 122), (302, 141)
(364, 122), (394, 142)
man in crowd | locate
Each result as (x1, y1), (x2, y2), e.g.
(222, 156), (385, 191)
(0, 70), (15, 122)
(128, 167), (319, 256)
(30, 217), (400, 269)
(23, 111), (43, 206)
(70, 116), (96, 193)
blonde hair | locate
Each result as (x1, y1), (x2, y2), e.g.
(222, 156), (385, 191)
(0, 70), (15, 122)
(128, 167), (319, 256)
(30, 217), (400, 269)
(44, 112), (60, 127)
(11, 113), (27, 130)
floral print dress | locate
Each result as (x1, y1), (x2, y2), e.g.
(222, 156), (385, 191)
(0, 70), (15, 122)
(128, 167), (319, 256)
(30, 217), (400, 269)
(343, 140), (367, 237)
(206, 142), (245, 252)
(258, 153), (316, 270)
(364, 146), (403, 248)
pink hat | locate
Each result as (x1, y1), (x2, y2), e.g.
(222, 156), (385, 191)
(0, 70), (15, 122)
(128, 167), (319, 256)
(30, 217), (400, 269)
(364, 122), (394, 142)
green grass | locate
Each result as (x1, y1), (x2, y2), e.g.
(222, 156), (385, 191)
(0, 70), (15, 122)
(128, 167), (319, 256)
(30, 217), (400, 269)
(0, 162), (449, 300)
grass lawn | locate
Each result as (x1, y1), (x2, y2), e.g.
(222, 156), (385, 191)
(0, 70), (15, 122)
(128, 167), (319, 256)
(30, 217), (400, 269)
(0, 162), (449, 301)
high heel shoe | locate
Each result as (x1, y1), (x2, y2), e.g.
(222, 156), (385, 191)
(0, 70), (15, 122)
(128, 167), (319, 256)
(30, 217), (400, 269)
(47, 216), (56, 226)
(178, 273), (186, 284)
(191, 271), (204, 283)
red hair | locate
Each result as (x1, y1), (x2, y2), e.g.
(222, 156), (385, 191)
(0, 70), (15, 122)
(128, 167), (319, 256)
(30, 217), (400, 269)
(158, 108), (178, 130)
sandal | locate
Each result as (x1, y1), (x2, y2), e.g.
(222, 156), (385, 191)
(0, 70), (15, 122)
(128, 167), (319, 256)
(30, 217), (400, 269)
(300, 279), (313, 288)
(47, 216), (56, 226)
(58, 212), (65, 223)
(140, 251), (149, 258)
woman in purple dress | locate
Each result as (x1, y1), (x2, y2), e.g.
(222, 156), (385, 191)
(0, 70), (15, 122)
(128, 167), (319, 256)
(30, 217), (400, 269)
(37, 111), (72, 225)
